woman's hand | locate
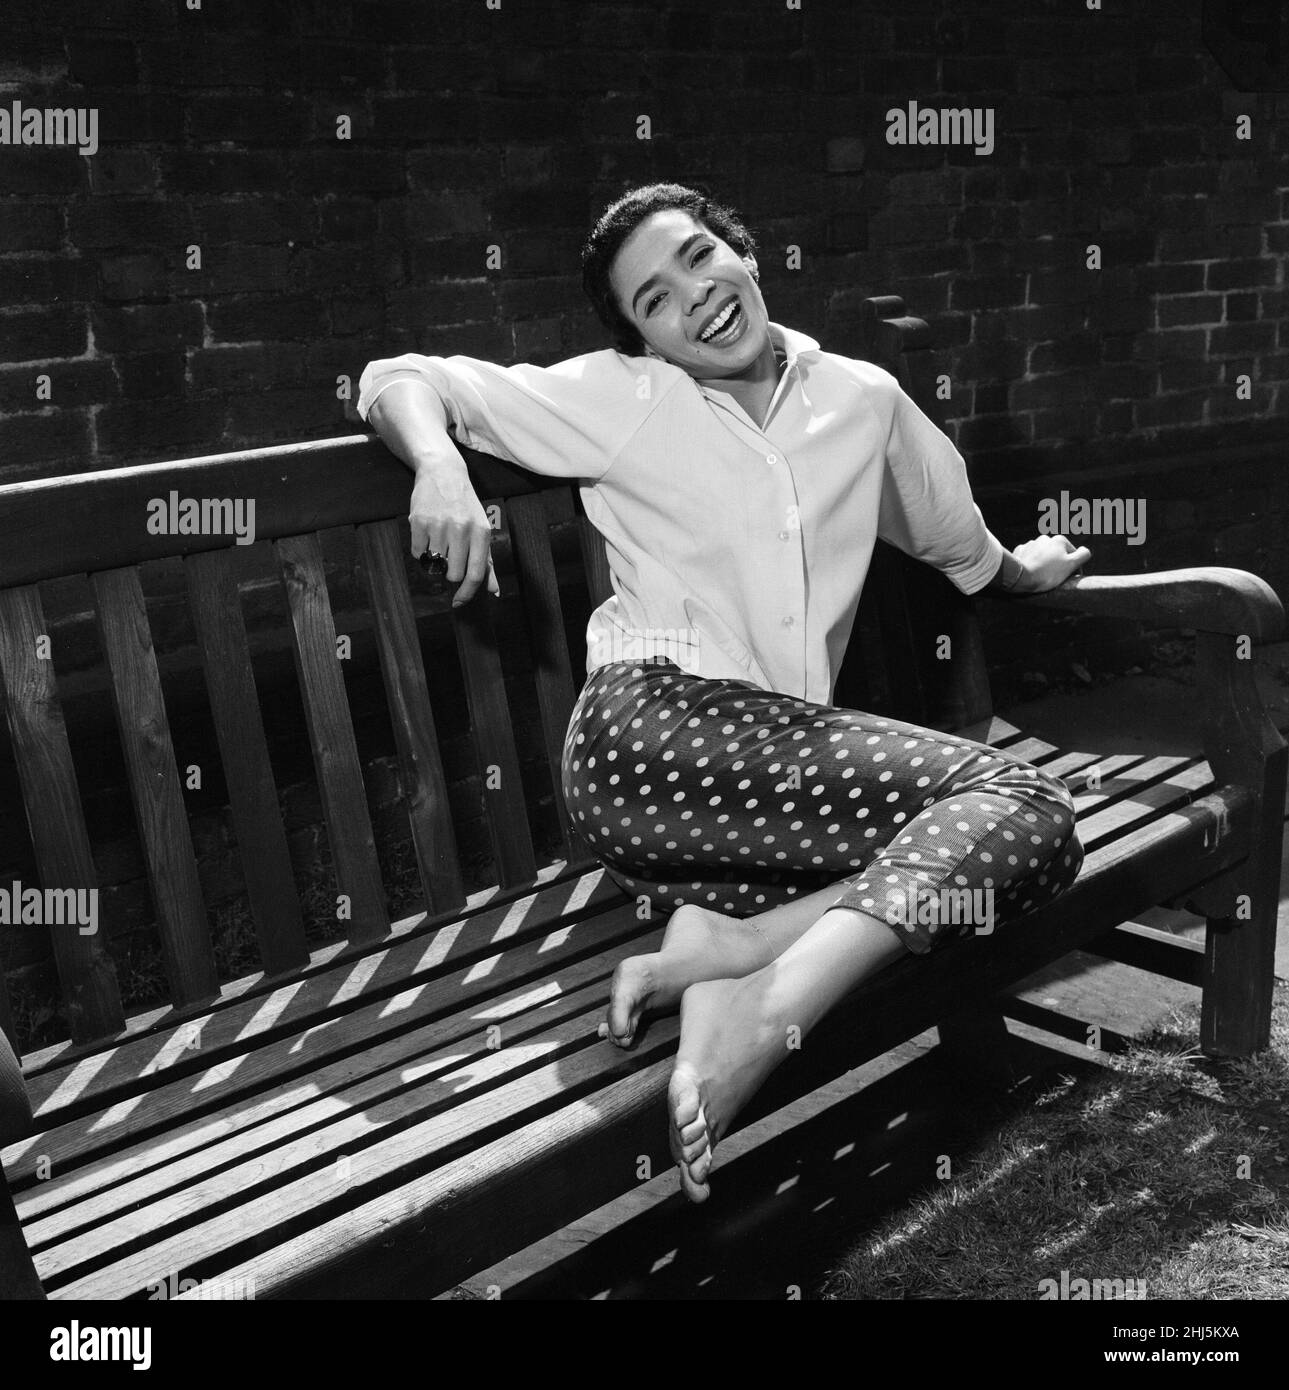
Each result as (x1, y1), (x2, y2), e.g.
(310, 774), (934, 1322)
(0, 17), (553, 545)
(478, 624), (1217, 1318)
(1009, 534), (1092, 594)
(410, 462), (501, 607)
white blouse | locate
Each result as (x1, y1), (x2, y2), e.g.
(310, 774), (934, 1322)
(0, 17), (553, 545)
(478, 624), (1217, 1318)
(358, 322), (1009, 706)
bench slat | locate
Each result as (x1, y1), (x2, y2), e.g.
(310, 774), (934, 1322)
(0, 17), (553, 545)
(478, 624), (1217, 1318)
(507, 491), (582, 862)
(20, 923), (663, 1238)
(0, 586), (125, 1046)
(7, 891), (644, 1181)
(91, 568), (218, 1009)
(32, 957), (666, 1279)
(184, 550), (309, 977)
(357, 519), (467, 916)
(277, 533), (388, 946)
(51, 1002), (680, 1299)
(577, 514), (613, 610)
(451, 595), (537, 888)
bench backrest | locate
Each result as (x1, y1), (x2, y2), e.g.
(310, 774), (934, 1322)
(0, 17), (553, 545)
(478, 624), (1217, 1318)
(0, 296), (991, 1060)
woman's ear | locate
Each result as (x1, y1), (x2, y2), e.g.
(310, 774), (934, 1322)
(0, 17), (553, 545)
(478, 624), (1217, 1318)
(743, 253), (760, 283)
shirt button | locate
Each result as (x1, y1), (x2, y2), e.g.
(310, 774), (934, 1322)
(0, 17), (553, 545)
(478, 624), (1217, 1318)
(781, 615), (795, 627)
(766, 454), (778, 465)
(778, 530), (790, 541)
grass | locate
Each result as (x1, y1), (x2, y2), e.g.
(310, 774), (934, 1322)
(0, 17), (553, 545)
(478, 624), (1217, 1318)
(821, 984), (1289, 1300)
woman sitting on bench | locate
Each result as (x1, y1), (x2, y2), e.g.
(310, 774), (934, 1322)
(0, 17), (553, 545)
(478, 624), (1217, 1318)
(357, 182), (1091, 1203)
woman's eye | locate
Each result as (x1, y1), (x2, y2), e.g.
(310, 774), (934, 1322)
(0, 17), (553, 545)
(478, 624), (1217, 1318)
(693, 245), (712, 262)
(646, 293), (665, 315)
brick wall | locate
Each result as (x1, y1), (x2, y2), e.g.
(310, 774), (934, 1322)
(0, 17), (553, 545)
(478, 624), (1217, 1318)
(1, 0), (1286, 485)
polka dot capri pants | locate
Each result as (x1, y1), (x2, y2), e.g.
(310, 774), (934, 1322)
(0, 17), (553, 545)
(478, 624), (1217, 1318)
(560, 657), (1084, 954)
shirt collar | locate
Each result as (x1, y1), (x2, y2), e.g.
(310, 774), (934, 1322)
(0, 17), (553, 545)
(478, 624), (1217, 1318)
(770, 321), (821, 368)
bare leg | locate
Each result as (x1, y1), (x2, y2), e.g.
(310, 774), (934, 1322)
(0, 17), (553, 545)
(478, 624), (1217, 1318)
(600, 881), (852, 1047)
(669, 904), (905, 1202)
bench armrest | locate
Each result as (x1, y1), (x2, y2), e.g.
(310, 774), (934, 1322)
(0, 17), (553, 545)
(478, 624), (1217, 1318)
(0, 1027), (32, 1147)
(1010, 567), (1285, 641)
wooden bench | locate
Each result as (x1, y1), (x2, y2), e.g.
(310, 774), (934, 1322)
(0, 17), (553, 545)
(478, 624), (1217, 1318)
(0, 296), (1284, 1301)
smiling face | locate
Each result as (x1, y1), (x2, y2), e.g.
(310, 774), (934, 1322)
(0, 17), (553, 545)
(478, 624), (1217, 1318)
(607, 207), (774, 378)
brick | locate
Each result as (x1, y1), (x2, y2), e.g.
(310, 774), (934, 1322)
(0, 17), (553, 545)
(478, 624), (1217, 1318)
(67, 199), (196, 249)
(0, 306), (88, 360)
(1209, 321), (1277, 355)
(372, 95), (481, 144)
(1091, 364), (1153, 400)
(1205, 257), (1278, 291)
(0, 411), (94, 477)
(87, 150), (160, 196)
(193, 198), (317, 246)
(98, 252), (175, 303)
(1155, 294), (1223, 328)
(0, 360), (117, 412)
(413, 319), (513, 363)
(1009, 374), (1090, 411)
(1132, 395), (1205, 430)
(949, 273), (1027, 313)
(225, 387), (341, 443)
(1026, 269), (1094, 307)
(406, 145), (505, 192)
(92, 301), (204, 353)
(185, 245), (293, 297)
(1155, 359), (1224, 393)
(0, 256), (96, 306)
(186, 95), (308, 146)
(1225, 292), (1258, 322)
(1027, 334), (1101, 373)
(0, 148), (89, 197)
(96, 398), (228, 462)
(319, 199), (377, 242)
(118, 351), (186, 401)
(66, 37), (139, 86)
(825, 137), (865, 174)
(189, 344), (308, 394)
(208, 293), (329, 345)
(1137, 263), (1206, 295)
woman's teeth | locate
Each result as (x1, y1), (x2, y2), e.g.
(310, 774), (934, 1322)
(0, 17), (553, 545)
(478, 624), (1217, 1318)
(699, 300), (742, 344)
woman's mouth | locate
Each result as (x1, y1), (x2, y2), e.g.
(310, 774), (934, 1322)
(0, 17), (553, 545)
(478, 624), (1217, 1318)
(697, 298), (745, 347)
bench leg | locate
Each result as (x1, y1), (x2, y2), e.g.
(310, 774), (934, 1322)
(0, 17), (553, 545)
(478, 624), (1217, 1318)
(1191, 632), (1287, 1058)
(1193, 778), (1284, 1058)
(0, 1169), (43, 1300)
(1199, 883), (1279, 1059)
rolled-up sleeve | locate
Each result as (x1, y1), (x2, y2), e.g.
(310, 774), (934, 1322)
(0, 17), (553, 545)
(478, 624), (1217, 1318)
(874, 374), (1005, 595)
(356, 351), (646, 481)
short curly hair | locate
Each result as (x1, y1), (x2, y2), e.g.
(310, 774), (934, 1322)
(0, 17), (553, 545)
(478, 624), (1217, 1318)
(581, 183), (758, 356)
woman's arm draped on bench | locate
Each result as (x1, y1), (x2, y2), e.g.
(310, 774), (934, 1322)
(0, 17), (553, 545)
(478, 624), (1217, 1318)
(872, 371), (1087, 598)
(358, 352), (642, 481)
(357, 351), (646, 603)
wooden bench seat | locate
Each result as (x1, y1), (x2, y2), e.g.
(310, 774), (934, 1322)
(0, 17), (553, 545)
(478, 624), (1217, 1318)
(1, 297), (1283, 1300)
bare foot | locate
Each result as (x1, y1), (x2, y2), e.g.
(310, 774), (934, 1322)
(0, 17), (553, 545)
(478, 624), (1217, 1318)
(667, 973), (791, 1203)
(599, 904), (773, 1048)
